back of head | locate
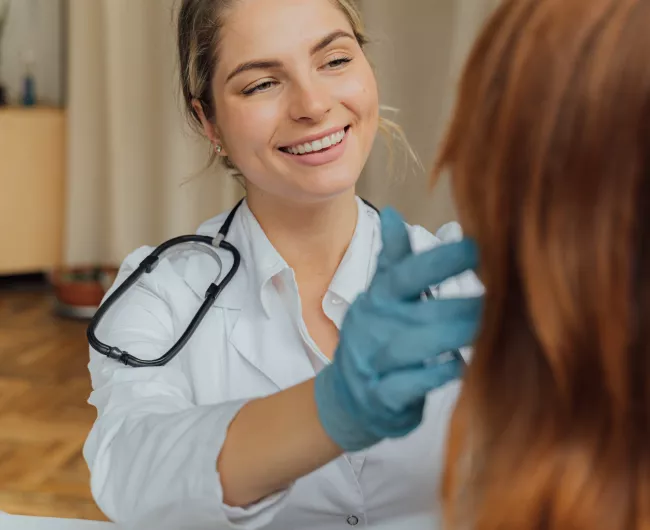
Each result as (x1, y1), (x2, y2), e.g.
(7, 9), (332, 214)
(434, 0), (650, 528)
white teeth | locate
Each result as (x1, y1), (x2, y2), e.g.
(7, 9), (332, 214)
(284, 129), (347, 155)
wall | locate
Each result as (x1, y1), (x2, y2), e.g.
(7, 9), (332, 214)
(0, 0), (65, 106)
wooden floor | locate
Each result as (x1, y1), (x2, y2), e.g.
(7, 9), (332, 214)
(0, 278), (107, 521)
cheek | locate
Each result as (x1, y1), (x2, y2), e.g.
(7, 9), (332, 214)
(219, 100), (280, 152)
(337, 68), (380, 125)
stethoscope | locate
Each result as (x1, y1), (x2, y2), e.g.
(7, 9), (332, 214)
(87, 198), (463, 368)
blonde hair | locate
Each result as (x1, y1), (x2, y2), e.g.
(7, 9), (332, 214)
(176, 0), (418, 177)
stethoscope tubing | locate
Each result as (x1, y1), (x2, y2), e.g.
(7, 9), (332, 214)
(87, 198), (464, 368)
(87, 235), (241, 367)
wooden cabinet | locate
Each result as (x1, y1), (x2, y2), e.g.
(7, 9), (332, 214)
(0, 108), (66, 275)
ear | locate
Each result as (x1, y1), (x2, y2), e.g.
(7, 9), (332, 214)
(191, 99), (229, 157)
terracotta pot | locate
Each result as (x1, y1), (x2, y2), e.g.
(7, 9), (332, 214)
(50, 266), (118, 308)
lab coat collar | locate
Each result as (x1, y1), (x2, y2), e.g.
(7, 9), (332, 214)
(187, 203), (313, 390)
(188, 197), (379, 314)
(239, 197), (380, 315)
(176, 197), (379, 393)
(186, 199), (288, 313)
(238, 201), (290, 318)
(328, 197), (379, 306)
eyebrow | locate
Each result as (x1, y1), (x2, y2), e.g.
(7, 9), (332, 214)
(310, 29), (355, 55)
(225, 30), (356, 83)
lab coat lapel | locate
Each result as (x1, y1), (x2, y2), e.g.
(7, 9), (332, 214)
(182, 257), (313, 390)
(228, 292), (316, 391)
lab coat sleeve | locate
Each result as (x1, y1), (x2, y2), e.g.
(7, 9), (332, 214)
(408, 223), (485, 364)
(83, 248), (290, 530)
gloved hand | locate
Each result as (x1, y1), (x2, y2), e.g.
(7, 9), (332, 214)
(314, 207), (482, 452)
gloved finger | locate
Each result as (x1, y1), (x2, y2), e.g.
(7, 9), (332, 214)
(371, 295), (483, 325)
(376, 207), (412, 272)
(372, 321), (478, 374)
(374, 239), (479, 301)
(410, 295), (483, 324)
(374, 359), (464, 414)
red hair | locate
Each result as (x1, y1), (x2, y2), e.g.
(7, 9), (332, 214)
(434, 0), (650, 528)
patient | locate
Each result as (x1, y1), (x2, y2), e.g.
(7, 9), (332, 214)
(433, 0), (650, 528)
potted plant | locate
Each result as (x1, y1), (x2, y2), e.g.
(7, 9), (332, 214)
(50, 266), (118, 318)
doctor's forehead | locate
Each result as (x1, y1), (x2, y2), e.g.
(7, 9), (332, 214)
(216, 0), (355, 67)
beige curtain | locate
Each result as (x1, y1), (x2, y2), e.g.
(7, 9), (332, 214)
(64, 0), (242, 266)
(64, 0), (497, 266)
(358, 0), (499, 232)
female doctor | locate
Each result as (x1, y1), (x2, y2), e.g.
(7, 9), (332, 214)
(83, 0), (483, 528)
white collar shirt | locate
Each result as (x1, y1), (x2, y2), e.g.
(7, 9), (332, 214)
(83, 197), (484, 530)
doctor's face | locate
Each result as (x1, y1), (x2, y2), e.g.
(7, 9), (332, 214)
(211, 0), (379, 205)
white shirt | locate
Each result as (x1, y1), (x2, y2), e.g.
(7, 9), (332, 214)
(83, 197), (483, 530)
(0, 512), (435, 530)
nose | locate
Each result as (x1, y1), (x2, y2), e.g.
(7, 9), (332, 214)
(288, 77), (332, 124)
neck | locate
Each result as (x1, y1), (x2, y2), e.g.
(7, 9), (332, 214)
(246, 188), (358, 285)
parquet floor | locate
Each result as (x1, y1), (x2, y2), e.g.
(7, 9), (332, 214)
(0, 278), (107, 521)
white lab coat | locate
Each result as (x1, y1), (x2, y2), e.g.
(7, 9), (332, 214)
(83, 197), (483, 530)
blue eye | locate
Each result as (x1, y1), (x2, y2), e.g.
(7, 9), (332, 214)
(243, 80), (277, 96)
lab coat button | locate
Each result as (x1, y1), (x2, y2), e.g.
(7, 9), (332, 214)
(347, 515), (359, 526)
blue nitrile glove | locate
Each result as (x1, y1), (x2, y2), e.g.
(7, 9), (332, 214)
(314, 207), (482, 452)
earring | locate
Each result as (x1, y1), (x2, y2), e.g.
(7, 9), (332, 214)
(215, 144), (222, 154)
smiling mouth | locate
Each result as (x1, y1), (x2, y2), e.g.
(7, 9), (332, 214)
(279, 126), (351, 156)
